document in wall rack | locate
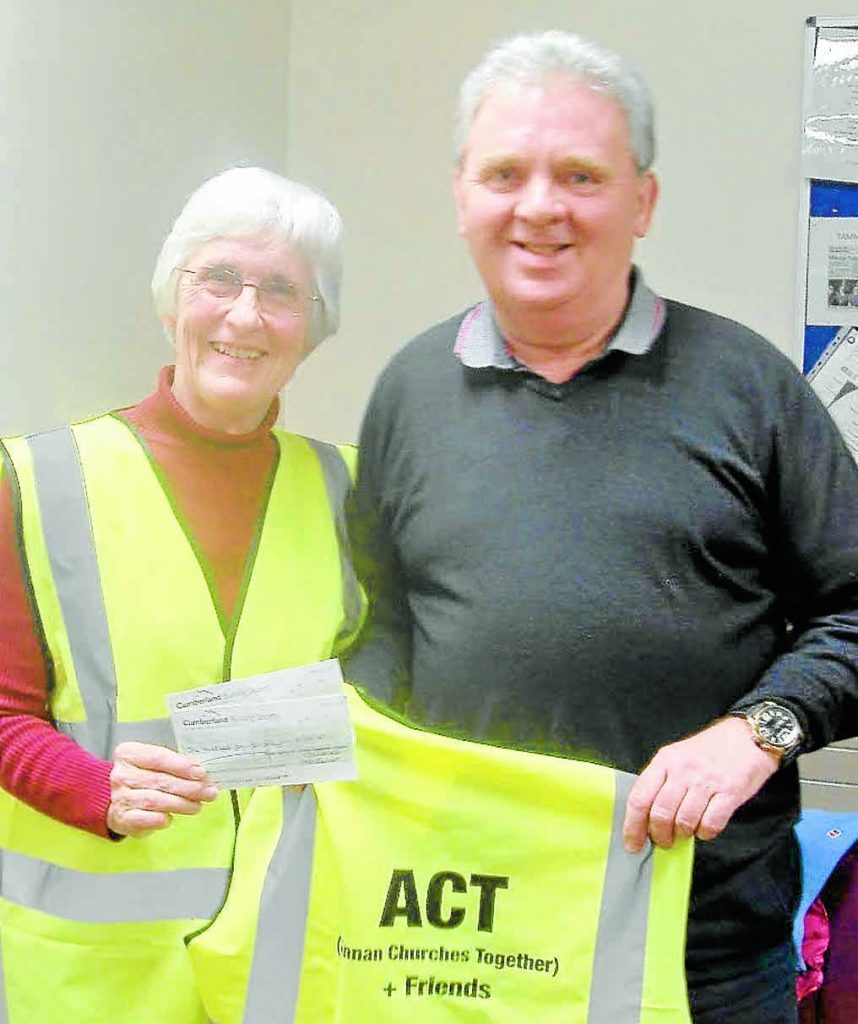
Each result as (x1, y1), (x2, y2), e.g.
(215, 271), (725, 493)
(807, 325), (858, 460)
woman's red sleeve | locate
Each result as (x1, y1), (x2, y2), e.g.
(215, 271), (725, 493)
(0, 473), (113, 837)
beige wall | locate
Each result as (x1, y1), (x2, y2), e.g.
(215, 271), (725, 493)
(0, 0), (291, 436)
(282, 0), (848, 443)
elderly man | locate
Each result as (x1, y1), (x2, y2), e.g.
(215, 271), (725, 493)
(346, 30), (858, 1024)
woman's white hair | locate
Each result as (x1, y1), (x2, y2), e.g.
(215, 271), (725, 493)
(151, 166), (342, 350)
(454, 30), (655, 172)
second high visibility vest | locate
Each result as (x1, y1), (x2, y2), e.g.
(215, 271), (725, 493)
(0, 413), (362, 1024)
(189, 687), (694, 1024)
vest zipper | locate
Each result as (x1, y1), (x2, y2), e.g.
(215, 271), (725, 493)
(220, 440), (281, 681)
(219, 443), (281, 834)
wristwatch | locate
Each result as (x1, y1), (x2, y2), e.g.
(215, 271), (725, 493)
(731, 701), (804, 764)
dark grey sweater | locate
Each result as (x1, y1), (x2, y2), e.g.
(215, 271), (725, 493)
(346, 299), (858, 969)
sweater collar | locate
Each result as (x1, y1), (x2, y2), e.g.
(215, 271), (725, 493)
(454, 268), (666, 372)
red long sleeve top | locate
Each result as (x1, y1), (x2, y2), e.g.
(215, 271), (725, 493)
(0, 367), (278, 837)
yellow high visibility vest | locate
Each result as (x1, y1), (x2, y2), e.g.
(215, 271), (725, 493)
(189, 687), (694, 1024)
(0, 414), (361, 1024)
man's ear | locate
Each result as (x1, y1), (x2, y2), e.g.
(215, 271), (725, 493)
(634, 170), (659, 239)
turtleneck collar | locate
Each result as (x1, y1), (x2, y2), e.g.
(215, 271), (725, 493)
(124, 366), (280, 448)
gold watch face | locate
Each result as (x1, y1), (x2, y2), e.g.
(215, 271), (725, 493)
(752, 704), (801, 748)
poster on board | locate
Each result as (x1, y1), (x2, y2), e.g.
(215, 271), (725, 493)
(802, 172), (858, 461)
(802, 181), (858, 376)
(807, 216), (858, 324)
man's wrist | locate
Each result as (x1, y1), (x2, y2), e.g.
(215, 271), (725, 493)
(728, 701), (804, 767)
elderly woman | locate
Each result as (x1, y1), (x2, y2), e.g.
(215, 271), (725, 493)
(0, 167), (360, 1024)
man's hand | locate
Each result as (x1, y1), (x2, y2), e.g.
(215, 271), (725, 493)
(622, 717), (780, 853)
(108, 741), (219, 838)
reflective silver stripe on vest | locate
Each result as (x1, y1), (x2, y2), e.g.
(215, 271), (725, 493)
(304, 439), (362, 646)
(588, 770), (653, 1023)
(243, 788), (317, 1024)
(0, 930), (8, 1024)
(0, 851), (229, 924)
(28, 427), (119, 760)
(58, 716), (176, 750)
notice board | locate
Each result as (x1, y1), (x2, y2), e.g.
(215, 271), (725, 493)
(798, 17), (858, 461)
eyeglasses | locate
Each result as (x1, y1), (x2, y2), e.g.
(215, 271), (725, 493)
(180, 266), (320, 317)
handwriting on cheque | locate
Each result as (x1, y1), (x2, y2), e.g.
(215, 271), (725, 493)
(166, 659), (357, 787)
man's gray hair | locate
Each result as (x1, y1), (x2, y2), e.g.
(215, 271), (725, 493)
(454, 30), (655, 172)
(151, 166), (342, 350)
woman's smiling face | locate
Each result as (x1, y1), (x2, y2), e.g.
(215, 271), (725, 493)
(168, 234), (314, 434)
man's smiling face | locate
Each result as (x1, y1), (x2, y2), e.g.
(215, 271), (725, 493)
(453, 76), (657, 333)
